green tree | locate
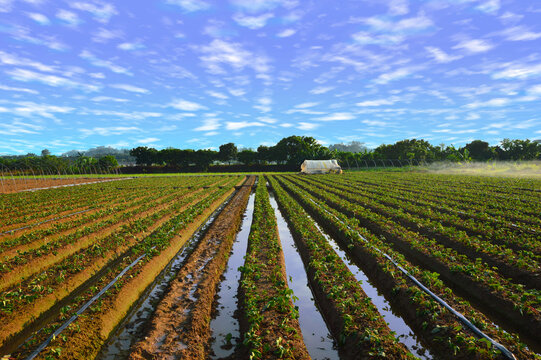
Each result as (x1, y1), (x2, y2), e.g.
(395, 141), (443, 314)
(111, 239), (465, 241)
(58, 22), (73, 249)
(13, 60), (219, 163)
(130, 146), (158, 166)
(238, 149), (258, 165)
(273, 135), (326, 165)
(98, 155), (119, 170)
(463, 140), (492, 161)
(219, 143), (238, 164)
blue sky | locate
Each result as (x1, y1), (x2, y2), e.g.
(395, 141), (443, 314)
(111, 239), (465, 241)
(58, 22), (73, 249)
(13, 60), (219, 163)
(1, 0), (540, 154)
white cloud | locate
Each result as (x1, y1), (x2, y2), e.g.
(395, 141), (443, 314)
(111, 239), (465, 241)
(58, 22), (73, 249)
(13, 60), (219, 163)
(196, 39), (271, 79)
(492, 63), (541, 79)
(206, 90), (229, 99)
(527, 84), (541, 96)
(453, 39), (494, 54)
(80, 126), (141, 137)
(165, 0), (210, 12)
(12, 102), (74, 119)
(233, 12), (273, 29)
(352, 32), (404, 45)
(297, 122), (319, 130)
(91, 96), (129, 102)
(388, 0), (409, 15)
(92, 27), (123, 43)
(254, 96), (272, 112)
(225, 121), (266, 130)
(500, 26), (541, 41)
(310, 86), (334, 95)
(80, 50), (132, 75)
(315, 112), (355, 121)
(194, 118), (220, 131)
(465, 97), (510, 109)
(117, 42), (144, 51)
(230, 0), (298, 13)
(70, 2), (118, 23)
(137, 137), (160, 144)
(110, 84), (149, 93)
(0, 0), (14, 13)
(361, 13), (433, 33)
(294, 102), (318, 108)
(425, 46), (462, 63)
(374, 67), (415, 84)
(277, 28), (296, 37)
(8, 68), (99, 92)
(56, 10), (80, 25)
(476, 0), (500, 15)
(356, 99), (396, 107)
(27, 13), (50, 25)
(0, 51), (56, 72)
(228, 88), (246, 97)
(0, 84), (39, 94)
(170, 99), (207, 111)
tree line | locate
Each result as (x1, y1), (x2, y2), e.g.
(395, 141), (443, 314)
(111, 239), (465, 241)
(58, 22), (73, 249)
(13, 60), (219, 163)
(1, 136), (539, 174)
(129, 136), (541, 169)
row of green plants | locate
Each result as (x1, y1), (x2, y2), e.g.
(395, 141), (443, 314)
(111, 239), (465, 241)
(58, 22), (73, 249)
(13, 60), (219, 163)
(274, 175), (537, 359)
(283, 176), (540, 340)
(327, 175), (540, 253)
(0, 180), (221, 284)
(0, 186), (154, 252)
(302, 175), (539, 275)
(268, 176), (412, 359)
(0, 176), (221, 230)
(0, 177), (240, 351)
(379, 172), (541, 196)
(350, 172), (541, 222)
(17, 177), (240, 359)
(239, 177), (309, 359)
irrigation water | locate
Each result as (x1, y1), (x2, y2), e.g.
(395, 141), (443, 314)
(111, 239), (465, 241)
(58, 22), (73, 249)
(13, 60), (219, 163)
(209, 192), (255, 359)
(269, 193), (340, 360)
(308, 215), (434, 359)
(97, 190), (236, 359)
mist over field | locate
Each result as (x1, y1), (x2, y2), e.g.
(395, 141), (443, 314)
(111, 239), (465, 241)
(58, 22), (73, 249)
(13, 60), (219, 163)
(422, 161), (541, 178)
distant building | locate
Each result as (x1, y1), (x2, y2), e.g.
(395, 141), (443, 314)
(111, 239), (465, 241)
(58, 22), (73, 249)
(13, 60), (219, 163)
(300, 159), (342, 174)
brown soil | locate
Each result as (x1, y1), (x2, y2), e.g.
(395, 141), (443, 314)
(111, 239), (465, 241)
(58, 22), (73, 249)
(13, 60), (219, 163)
(277, 176), (539, 359)
(40, 177), (245, 360)
(0, 178), (123, 194)
(0, 185), (198, 260)
(0, 188), (214, 350)
(128, 176), (255, 360)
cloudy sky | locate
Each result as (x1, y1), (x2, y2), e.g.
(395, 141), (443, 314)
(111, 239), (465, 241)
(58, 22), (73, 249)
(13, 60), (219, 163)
(1, 0), (540, 154)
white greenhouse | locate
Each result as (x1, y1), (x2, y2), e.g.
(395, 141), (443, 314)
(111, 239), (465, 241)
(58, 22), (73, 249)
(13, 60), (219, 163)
(300, 160), (342, 174)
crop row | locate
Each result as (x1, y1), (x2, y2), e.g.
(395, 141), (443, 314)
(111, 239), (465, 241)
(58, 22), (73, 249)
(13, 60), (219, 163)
(272, 175), (537, 359)
(27, 176), (242, 359)
(345, 173), (541, 226)
(318, 175), (540, 252)
(0, 178), (231, 293)
(267, 176), (412, 359)
(283, 175), (540, 338)
(0, 177), (241, 352)
(238, 177), (310, 359)
(0, 176), (222, 231)
(297, 175), (540, 284)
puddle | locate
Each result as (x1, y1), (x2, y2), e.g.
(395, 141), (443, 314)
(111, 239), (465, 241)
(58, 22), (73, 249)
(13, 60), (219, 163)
(269, 193), (339, 360)
(309, 216), (434, 359)
(209, 192), (255, 359)
(97, 192), (234, 360)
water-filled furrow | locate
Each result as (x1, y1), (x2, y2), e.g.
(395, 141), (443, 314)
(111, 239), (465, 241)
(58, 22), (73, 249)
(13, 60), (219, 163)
(308, 214), (434, 359)
(209, 192), (255, 359)
(96, 192), (234, 360)
(269, 193), (340, 360)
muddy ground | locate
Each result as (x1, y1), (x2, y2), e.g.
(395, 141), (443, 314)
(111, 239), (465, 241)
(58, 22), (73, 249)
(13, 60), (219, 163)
(128, 176), (255, 360)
